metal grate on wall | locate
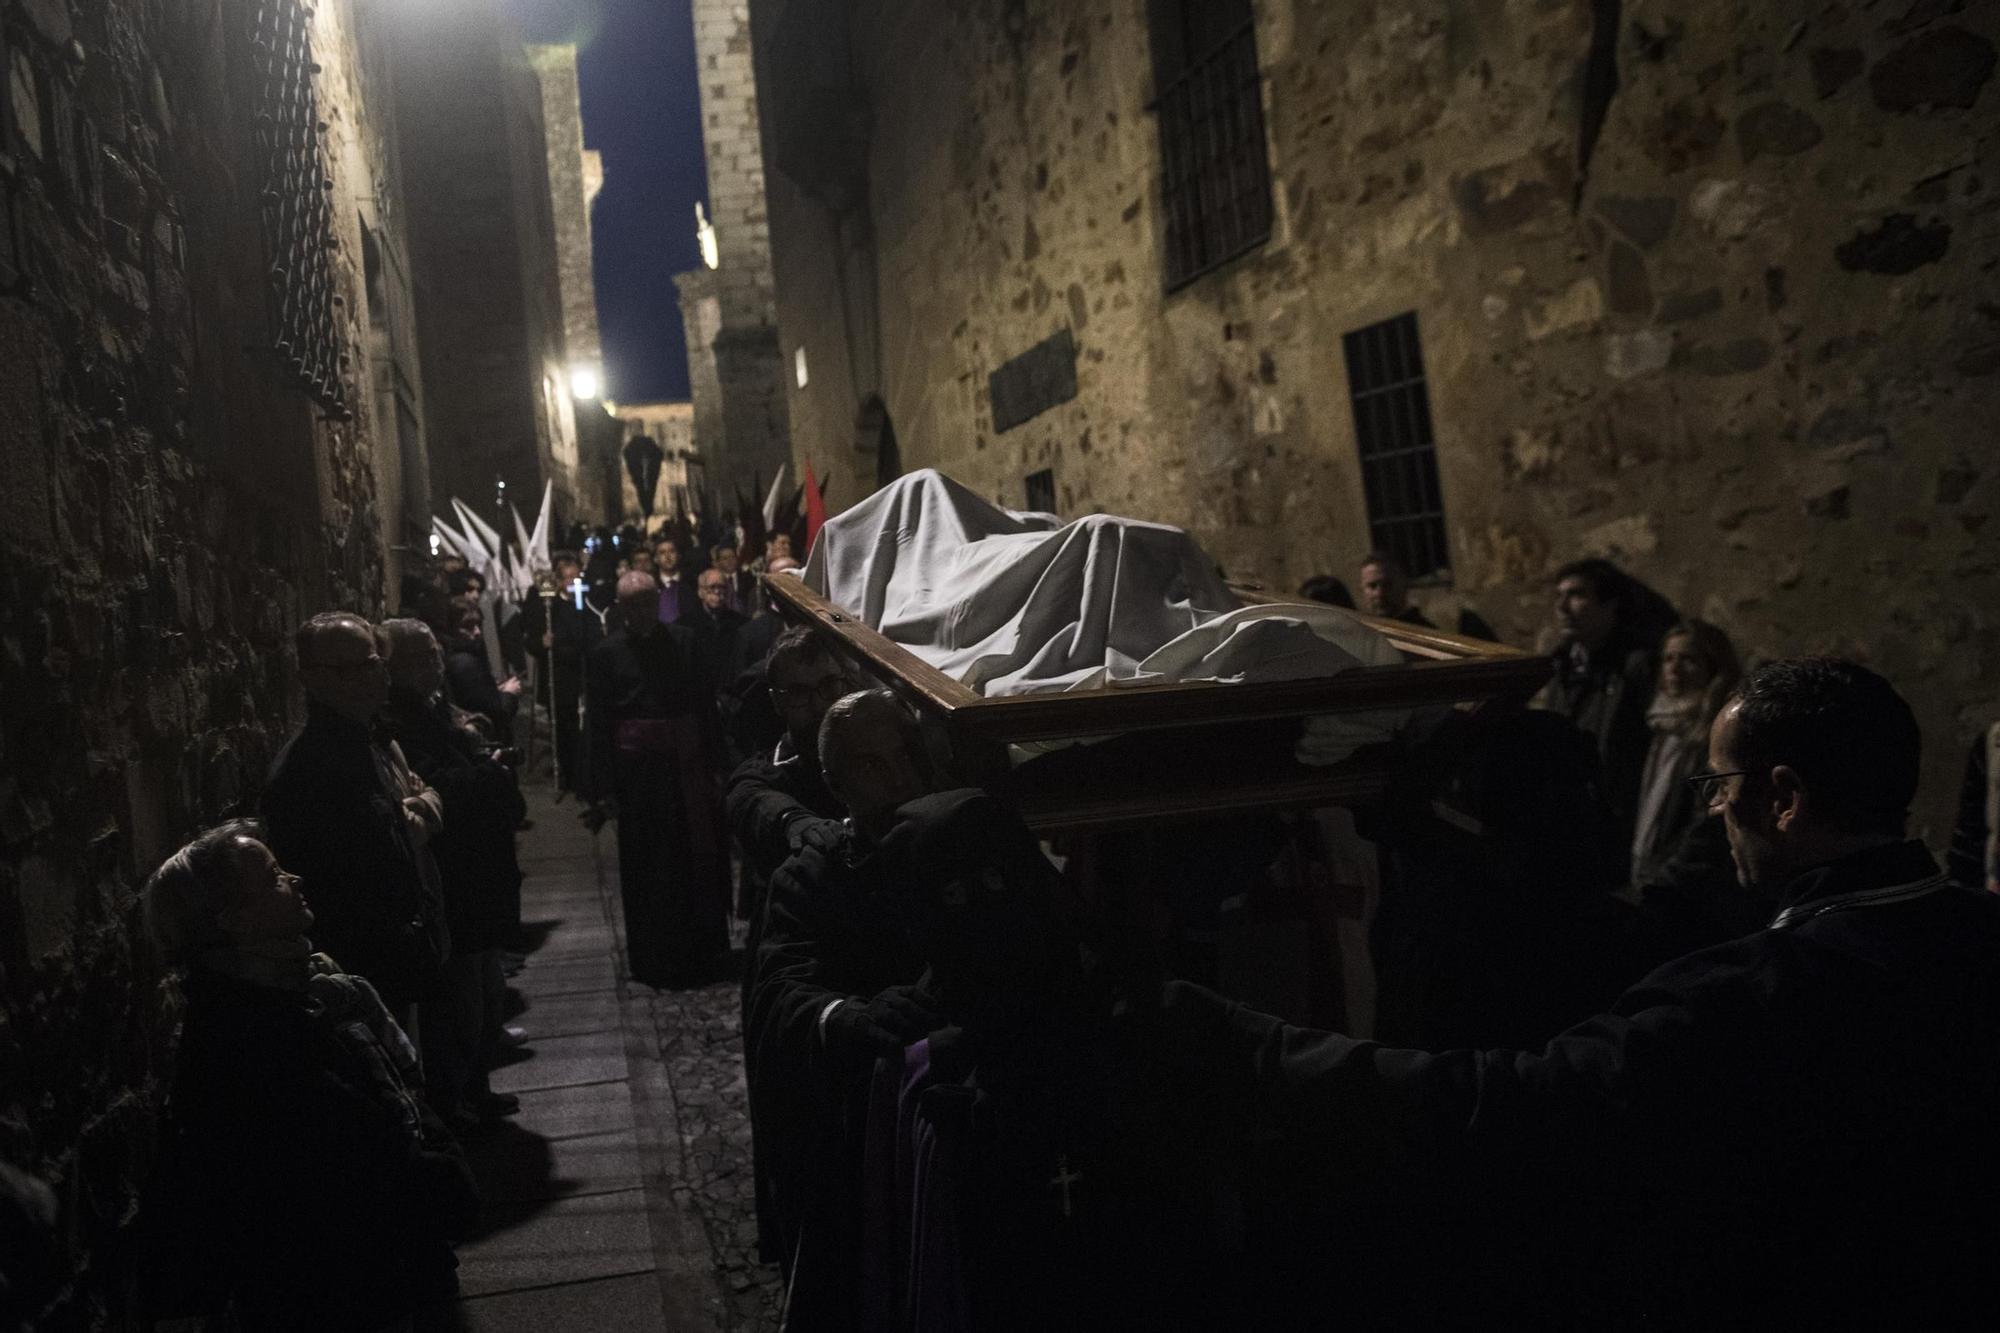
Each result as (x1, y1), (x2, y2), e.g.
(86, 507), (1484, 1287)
(250, 0), (350, 419)
(1343, 312), (1450, 580)
(1150, 2), (1273, 291)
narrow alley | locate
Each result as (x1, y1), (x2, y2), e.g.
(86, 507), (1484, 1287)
(447, 785), (780, 1332)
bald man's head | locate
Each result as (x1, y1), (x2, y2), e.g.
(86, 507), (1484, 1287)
(819, 689), (933, 835)
(616, 570), (661, 634)
(294, 612), (388, 721)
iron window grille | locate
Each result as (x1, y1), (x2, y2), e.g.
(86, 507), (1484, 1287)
(1147, 0), (1273, 291)
(249, 0), (350, 419)
(1343, 312), (1451, 580)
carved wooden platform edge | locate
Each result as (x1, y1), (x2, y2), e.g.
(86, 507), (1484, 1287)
(765, 574), (1550, 747)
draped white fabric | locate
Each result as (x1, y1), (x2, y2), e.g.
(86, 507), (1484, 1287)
(800, 471), (1408, 762)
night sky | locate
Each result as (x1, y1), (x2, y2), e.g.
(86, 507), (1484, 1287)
(499, 0), (706, 403)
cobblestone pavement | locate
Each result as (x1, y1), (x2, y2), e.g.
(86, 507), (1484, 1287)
(638, 916), (784, 1332)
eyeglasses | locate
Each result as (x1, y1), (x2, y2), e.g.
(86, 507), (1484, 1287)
(774, 675), (849, 706)
(1685, 769), (1751, 806)
(307, 654), (384, 674)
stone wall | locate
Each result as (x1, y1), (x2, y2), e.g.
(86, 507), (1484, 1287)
(527, 44), (616, 526)
(0, 0), (401, 1322)
(528, 43), (601, 369)
(675, 264), (727, 491)
(614, 399), (697, 523)
(686, 0), (792, 509)
(387, 0), (579, 528)
(749, 0), (882, 501)
(753, 0), (1999, 842)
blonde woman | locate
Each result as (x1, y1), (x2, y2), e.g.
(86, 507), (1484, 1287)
(1630, 619), (1742, 887)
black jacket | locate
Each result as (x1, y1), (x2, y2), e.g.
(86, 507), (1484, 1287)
(683, 603), (751, 688)
(261, 704), (444, 1010)
(442, 634), (517, 738)
(1541, 634), (1657, 829)
(747, 829), (929, 1329)
(581, 621), (715, 802)
(726, 738), (843, 883)
(151, 965), (475, 1330)
(380, 689), (525, 952)
(1144, 841), (2000, 1326)
(1949, 727), (1993, 890)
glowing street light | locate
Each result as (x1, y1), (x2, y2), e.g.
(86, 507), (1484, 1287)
(569, 363), (602, 401)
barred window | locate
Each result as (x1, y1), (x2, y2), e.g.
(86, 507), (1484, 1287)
(1147, 0), (1273, 291)
(249, 0), (350, 419)
(1343, 312), (1450, 580)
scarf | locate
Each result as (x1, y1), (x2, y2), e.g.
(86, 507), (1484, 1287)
(1646, 690), (1705, 739)
(193, 935), (315, 991)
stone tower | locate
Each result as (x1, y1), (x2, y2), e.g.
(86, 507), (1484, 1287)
(684, 0), (792, 515)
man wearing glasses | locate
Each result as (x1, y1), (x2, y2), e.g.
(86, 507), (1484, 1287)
(1125, 658), (2000, 1325)
(727, 627), (853, 890)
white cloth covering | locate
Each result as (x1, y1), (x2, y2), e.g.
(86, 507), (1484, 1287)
(801, 470), (1408, 763)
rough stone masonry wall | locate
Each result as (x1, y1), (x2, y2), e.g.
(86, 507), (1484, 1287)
(808, 0), (1998, 842)
(391, 0), (578, 527)
(0, 0), (394, 1323)
(528, 43), (600, 368)
(689, 0), (791, 510)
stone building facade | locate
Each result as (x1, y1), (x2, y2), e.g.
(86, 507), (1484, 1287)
(744, 0), (1999, 840)
(386, 0), (582, 526)
(0, 0), (412, 1322)
(529, 42), (621, 525)
(615, 399), (699, 523)
(683, 0), (792, 509)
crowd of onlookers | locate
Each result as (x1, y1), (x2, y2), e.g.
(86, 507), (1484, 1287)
(23, 528), (1985, 1331)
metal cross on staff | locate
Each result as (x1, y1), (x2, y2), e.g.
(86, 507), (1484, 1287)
(1048, 1155), (1082, 1219)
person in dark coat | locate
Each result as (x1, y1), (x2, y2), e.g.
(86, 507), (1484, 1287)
(686, 566), (751, 691)
(260, 613), (447, 1025)
(652, 536), (695, 624)
(748, 688), (943, 1329)
(1124, 658), (2000, 1327)
(438, 596), (521, 741)
(582, 571), (730, 987)
(716, 558), (804, 769)
(726, 626), (852, 1261)
(726, 627), (851, 890)
(736, 556), (801, 672)
(520, 549), (600, 795)
(711, 541), (757, 615)
(1357, 551), (1497, 640)
(1367, 707), (1642, 1052)
(380, 619), (525, 1131)
(1948, 720), (1997, 892)
(140, 822), (476, 1332)
(1538, 558), (1668, 836)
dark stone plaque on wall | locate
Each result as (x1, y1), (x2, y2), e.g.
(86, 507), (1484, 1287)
(989, 327), (1077, 433)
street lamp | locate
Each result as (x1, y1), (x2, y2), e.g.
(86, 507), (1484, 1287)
(569, 363), (602, 401)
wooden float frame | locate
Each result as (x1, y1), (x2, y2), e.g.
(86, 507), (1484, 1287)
(764, 575), (1551, 831)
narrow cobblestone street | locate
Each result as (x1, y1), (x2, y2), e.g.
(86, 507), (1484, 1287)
(444, 782), (781, 1331)
(636, 976), (782, 1329)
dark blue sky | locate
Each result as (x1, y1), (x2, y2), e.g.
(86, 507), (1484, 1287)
(501, 0), (705, 402)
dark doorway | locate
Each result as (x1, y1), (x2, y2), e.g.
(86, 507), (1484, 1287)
(855, 394), (901, 492)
